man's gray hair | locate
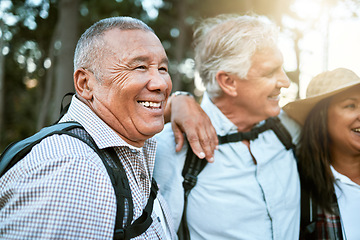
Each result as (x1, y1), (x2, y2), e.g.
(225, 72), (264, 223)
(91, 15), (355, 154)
(74, 16), (153, 80)
(193, 14), (279, 98)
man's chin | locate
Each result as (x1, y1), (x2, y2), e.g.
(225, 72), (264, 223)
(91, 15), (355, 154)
(267, 107), (281, 118)
(141, 123), (165, 137)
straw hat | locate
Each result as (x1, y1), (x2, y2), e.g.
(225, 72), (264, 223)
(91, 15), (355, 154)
(283, 68), (360, 125)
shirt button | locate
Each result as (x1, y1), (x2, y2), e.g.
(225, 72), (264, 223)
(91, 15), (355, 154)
(140, 172), (147, 179)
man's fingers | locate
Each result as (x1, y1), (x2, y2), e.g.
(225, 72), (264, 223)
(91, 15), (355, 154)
(171, 123), (185, 152)
(169, 93), (218, 162)
(195, 116), (218, 162)
(188, 140), (206, 160)
(187, 133), (213, 162)
(200, 140), (215, 163)
(197, 132), (217, 163)
(208, 125), (219, 158)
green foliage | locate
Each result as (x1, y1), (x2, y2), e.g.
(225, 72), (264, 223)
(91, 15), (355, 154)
(1, 1), (55, 149)
(1, 0), (293, 151)
(2, 0), (356, 151)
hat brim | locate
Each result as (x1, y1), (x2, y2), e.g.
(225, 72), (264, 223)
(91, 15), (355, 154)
(283, 82), (360, 125)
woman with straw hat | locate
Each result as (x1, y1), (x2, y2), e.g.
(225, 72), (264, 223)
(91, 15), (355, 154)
(283, 68), (360, 240)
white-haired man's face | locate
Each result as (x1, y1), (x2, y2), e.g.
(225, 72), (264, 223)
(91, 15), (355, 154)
(232, 46), (290, 121)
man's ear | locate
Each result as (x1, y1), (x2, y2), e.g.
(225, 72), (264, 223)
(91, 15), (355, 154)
(216, 70), (238, 97)
(74, 68), (93, 100)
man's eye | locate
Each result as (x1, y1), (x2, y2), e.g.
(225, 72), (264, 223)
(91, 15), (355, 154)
(159, 67), (168, 72)
(135, 66), (146, 70)
(266, 70), (277, 78)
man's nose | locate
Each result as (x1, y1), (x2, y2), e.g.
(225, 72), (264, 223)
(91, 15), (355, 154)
(277, 69), (290, 89)
(148, 69), (171, 92)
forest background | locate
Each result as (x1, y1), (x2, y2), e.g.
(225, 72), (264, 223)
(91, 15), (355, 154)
(0, 0), (359, 151)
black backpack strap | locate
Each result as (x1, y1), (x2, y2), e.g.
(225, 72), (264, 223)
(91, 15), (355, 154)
(104, 148), (134, 233)
(217, 118), (273, 144)
(178, 146), (207, 240)
(115, 178), (158, 240)
(267, 117), (295, 150)
(218, 117), (295, 150)
(56, 92), (75, 123)
(63, 127), (158, 240)
(300, 188), (317, 239)
(0, 121), (82, 177)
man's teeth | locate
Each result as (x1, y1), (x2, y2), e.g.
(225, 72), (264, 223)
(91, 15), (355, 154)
(353, 128), (360, 133)
(139, 101), (161, 108)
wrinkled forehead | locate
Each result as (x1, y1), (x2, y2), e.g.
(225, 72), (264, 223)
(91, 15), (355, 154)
(103, 28), (160, 47)
(103, 29), (168, 64)
(250, 46), (283, 68)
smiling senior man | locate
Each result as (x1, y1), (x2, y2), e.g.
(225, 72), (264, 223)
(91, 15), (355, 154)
(154, 14), (302, 240)
(0, 17), (176, 239)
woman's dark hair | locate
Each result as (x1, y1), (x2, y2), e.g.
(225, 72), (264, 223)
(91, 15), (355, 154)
(297, 97), (335, 213)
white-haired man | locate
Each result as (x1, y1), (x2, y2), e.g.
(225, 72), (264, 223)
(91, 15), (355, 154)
(154, 14), (301, 239)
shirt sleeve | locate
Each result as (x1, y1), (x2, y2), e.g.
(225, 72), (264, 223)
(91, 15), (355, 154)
(153, 123), (187, 230)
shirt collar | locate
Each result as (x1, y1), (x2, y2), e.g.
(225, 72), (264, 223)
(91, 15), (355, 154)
(200, 92), (271, 136)
(331, 165), (360, 187)
(200, 92), (238, 136)
(60, 96), (156, 150)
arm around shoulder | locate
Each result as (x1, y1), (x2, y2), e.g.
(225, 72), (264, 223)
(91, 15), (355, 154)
(165, 91), (218, 162)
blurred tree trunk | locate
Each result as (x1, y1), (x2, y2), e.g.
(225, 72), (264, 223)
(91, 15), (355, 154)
(0, 20), (5, 143)
(172, 0), (187, 92)
(50, 0), (80, 122)
(37, 24), (59, 130)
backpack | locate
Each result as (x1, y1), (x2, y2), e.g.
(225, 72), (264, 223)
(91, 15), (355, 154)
(177, 116), (296, 240)
(0, 121), (157, 240)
